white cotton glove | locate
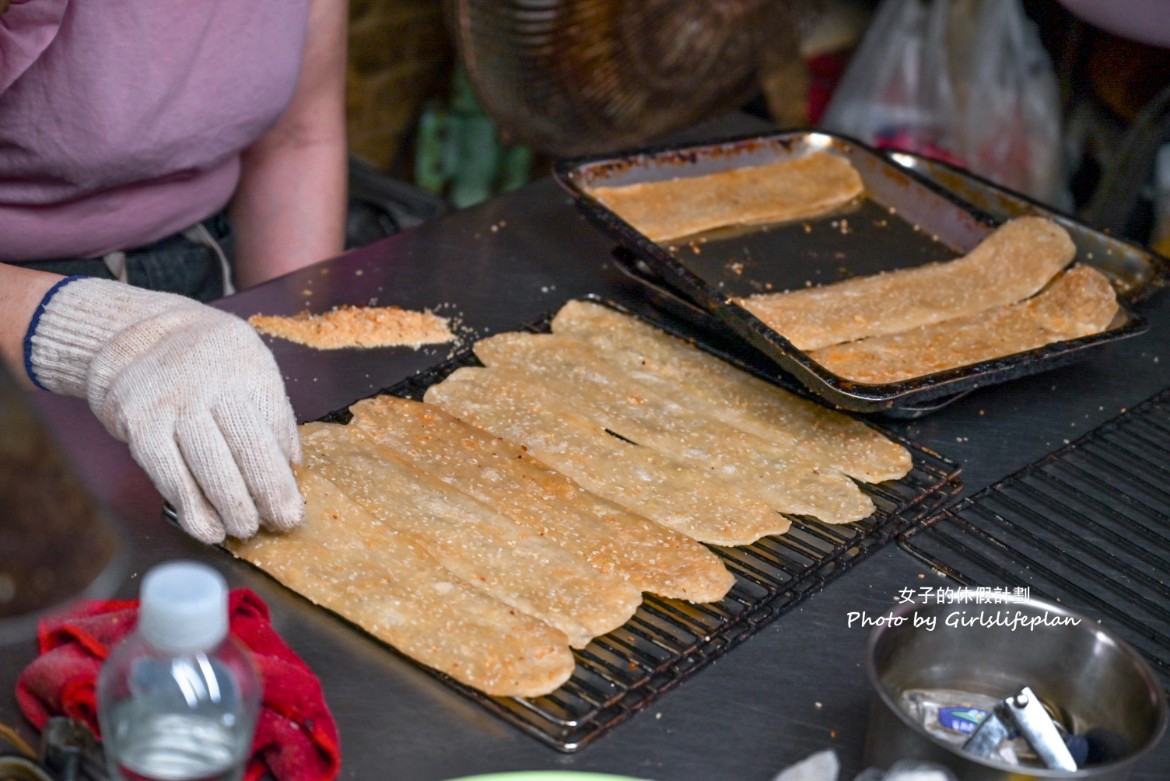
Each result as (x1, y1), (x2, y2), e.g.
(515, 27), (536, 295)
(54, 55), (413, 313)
(25, 277), (304, 543)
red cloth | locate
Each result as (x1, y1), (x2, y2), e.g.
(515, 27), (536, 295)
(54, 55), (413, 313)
(15, 588), (340, 781)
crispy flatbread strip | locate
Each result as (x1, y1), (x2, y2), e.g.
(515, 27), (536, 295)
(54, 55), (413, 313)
(425, 368), (791, 546)
(473, 333), (874, 524)
(299, 421), (643, 648)
(808, 265), (1120, 384)
(348, 396), (734, 603)
(551, 300), (912, 483)
(586, 151), (864, 243)
(228, 468), (575, 697)
(733, 216), (1077, 351)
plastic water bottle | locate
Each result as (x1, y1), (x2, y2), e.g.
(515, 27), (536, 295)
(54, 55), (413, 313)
(97, 562), (261, 781)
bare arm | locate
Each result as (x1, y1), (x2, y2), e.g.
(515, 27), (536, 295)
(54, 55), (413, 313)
(0, 263), (65, 388)
(229, 0), (349, 289)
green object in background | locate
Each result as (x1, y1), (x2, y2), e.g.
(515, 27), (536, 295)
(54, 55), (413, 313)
(416, 65), (533, 209)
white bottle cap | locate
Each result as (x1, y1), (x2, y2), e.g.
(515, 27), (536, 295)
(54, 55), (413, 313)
(138, 561), (229, 654)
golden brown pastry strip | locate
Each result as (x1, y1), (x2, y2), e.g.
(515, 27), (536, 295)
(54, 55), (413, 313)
(473, 333), (874, 524)
(808, 265), (1120, 384)
(587, 151), (864, 243)
(550, 300), (912, 484)
(347, 395), (734, 603)
(425, 368), (791, 546)
(299, 421), (643, 648)
(228, 468), (576, 697)
(733, 216), (1077, 351)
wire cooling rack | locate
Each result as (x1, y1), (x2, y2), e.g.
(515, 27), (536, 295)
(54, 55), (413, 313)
(338, 305), (964, 751)
(453, 472), (958, 752)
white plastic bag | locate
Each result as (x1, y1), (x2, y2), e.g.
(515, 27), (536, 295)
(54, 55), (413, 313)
(820, 0), (1064, 205)
(771, 749), (840, 781)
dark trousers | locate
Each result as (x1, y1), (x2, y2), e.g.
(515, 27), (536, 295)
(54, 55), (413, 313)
(19, 214), (234, 303)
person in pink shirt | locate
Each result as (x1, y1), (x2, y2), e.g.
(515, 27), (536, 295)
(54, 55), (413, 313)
(0, 0), (349, 544)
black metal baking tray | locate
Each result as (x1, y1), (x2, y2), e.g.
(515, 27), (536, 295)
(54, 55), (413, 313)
(885, 150), (1170, 304)
(555, 130), (1152, 416)
(898, 386), (1170, 691)
(607, 246), (971, 419)
(244, 299), (964, 752)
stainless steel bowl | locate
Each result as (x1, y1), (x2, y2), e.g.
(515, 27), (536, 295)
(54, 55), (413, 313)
(864, 593), (1167, 779)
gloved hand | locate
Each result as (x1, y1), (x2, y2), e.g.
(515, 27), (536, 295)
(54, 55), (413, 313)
(24, 277), (304, 543)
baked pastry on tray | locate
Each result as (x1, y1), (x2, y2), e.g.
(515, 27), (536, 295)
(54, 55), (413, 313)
(230, 302), (912, 698)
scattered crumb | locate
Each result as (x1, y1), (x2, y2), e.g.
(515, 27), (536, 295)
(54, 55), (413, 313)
(249, 305), (456, 350)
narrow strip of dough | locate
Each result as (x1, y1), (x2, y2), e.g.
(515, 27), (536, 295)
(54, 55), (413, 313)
(228, 468), (575, 697)
(586, 151), (864, 243)
(348, 396), (734, 603)
(551, 300), (912, 483)
(808, 265), (1120, 384)
(299, 421), (643, 648)
(733, 216), (1076, 351)
(473, 334), (874, 524)
(425, 367), (791, 546)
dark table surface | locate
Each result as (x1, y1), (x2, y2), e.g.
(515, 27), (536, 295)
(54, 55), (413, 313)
(5, 120), (1170, 780)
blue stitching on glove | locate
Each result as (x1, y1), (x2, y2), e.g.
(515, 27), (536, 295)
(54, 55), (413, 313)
(23, 275), (87, 391)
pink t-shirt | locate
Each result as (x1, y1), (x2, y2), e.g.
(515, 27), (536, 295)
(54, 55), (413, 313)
(0, 0), (310, 260)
